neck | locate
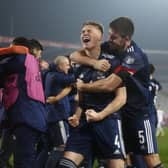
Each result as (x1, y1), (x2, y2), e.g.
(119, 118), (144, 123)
(125, 40), (132, 50)
(150, 75), (153, 80)
(84, 46), (101, 59)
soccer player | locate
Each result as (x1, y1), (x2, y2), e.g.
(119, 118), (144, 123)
(29, 38), (44, 60)
(58, 21), (126, 168)
(156, 105), (165, 137)
(149, 63), (162, 127)
(0, 37), (47, 168)
(44, 56), (76, 168)
(71, 17), (164, 168)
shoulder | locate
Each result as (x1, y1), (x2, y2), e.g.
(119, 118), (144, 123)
(123, 42), (147, 65)
(70, 50), (86, 59)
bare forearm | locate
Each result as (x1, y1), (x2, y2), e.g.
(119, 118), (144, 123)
(54, 86), (72, 101)
(70, 52), (96, 67)
(100, 87), (126, 119)
(78, 74), (122, 93)
(74, 106), (82, 119)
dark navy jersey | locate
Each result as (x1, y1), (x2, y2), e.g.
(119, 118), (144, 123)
(68, 87), (78, 116)
(149, 78), (162, 105)
(149, 78), (162, 127)
(74, 51), (121, 118)
(102, 41), (151, 118)
(0, 54), (47, 132)
(44, 68), (76, 123)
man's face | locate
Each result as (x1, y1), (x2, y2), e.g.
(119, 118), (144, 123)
(32, 49), (42, 60)
(59, 58), (70, 74)
(80, 25), (103, 50)
(108, 28), (127, 52)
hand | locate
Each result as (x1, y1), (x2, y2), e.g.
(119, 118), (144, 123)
(68, 114), (80, 127)
(76, 79), (84, 91)
(85, 109), (103, 122)
(46, 96), (57, 104)
(93, 59), (110, 72)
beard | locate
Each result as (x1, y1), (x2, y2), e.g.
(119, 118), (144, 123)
(109, 41), (125, 52)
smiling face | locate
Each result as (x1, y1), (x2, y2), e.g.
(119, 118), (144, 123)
(59, 58), (70, 74)
(80, 23), (103, 50)
(107, 28), (127, 52)
(108, 17), (134, 53)
(55, 56), (71, 74)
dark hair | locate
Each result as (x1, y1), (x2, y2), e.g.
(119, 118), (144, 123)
(29, 39), (43, 51)
(109, 17), (134, 38)
(149, 63), (155, 74)
(82, 21), (104, 34)
(11, 36), (30, 48)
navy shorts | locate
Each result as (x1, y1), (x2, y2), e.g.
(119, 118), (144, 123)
(48, 121), (69, 147)
(122, 116), (158, 155)
(65, 117), (125, 160)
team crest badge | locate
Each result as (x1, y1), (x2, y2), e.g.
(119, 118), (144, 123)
(124, 55), (135, 64)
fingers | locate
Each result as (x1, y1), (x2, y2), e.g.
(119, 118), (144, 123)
(68, 117), (73, 121)
(68, 115), (79, 127)
(100, 60), (110, 71)
(85, 110), (94, 122)
(46, 98), (52, 103)
(77, 79), (83, 83)
(95, 59), (110, 72)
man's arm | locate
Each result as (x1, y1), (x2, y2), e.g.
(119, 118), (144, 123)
(0, 45), (28, 56)
(77, 73), (123, 92)
(46, 86), (72, 104)
(68, 106), (82, 127)
(99, 86), (126, 119)
(85, 86), (126, 122)
(70, 50), (110, 72)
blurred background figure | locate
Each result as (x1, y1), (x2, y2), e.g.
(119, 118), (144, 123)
(149, 63), (162, 105)
(156, 104), (165, 137)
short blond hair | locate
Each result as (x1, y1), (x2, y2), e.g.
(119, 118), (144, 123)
(82, 21), (104, 34)
(54, 56), (68, 66)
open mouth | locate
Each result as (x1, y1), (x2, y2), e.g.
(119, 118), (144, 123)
(82, 36), (91, 43)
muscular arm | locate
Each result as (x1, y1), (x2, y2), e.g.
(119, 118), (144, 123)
(99, 86), (126, 119)
(70, 50), (96, 67)
(71, 50), (122, 92)
(86, 86), (126, 122)
(77, 73), (122, 93)
(70, 50), (110, 72)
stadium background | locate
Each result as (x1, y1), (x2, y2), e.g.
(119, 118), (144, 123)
(0, 0), (168, 167)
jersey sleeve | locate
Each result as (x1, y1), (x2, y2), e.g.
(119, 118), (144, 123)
(114, 52), (145, 76)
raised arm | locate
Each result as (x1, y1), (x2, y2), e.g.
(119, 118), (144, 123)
(85, 86), (126, 122)
(77, 73), (123, 93)
(70, 50), (110, 72)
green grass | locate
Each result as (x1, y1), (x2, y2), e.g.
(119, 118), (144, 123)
(157, 127), (168, 168)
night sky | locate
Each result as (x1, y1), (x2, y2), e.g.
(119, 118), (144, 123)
(0, 0), (168, 80)
(0, 0), (168, 111)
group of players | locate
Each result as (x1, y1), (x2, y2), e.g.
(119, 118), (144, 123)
(0, 16), (164, 168)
